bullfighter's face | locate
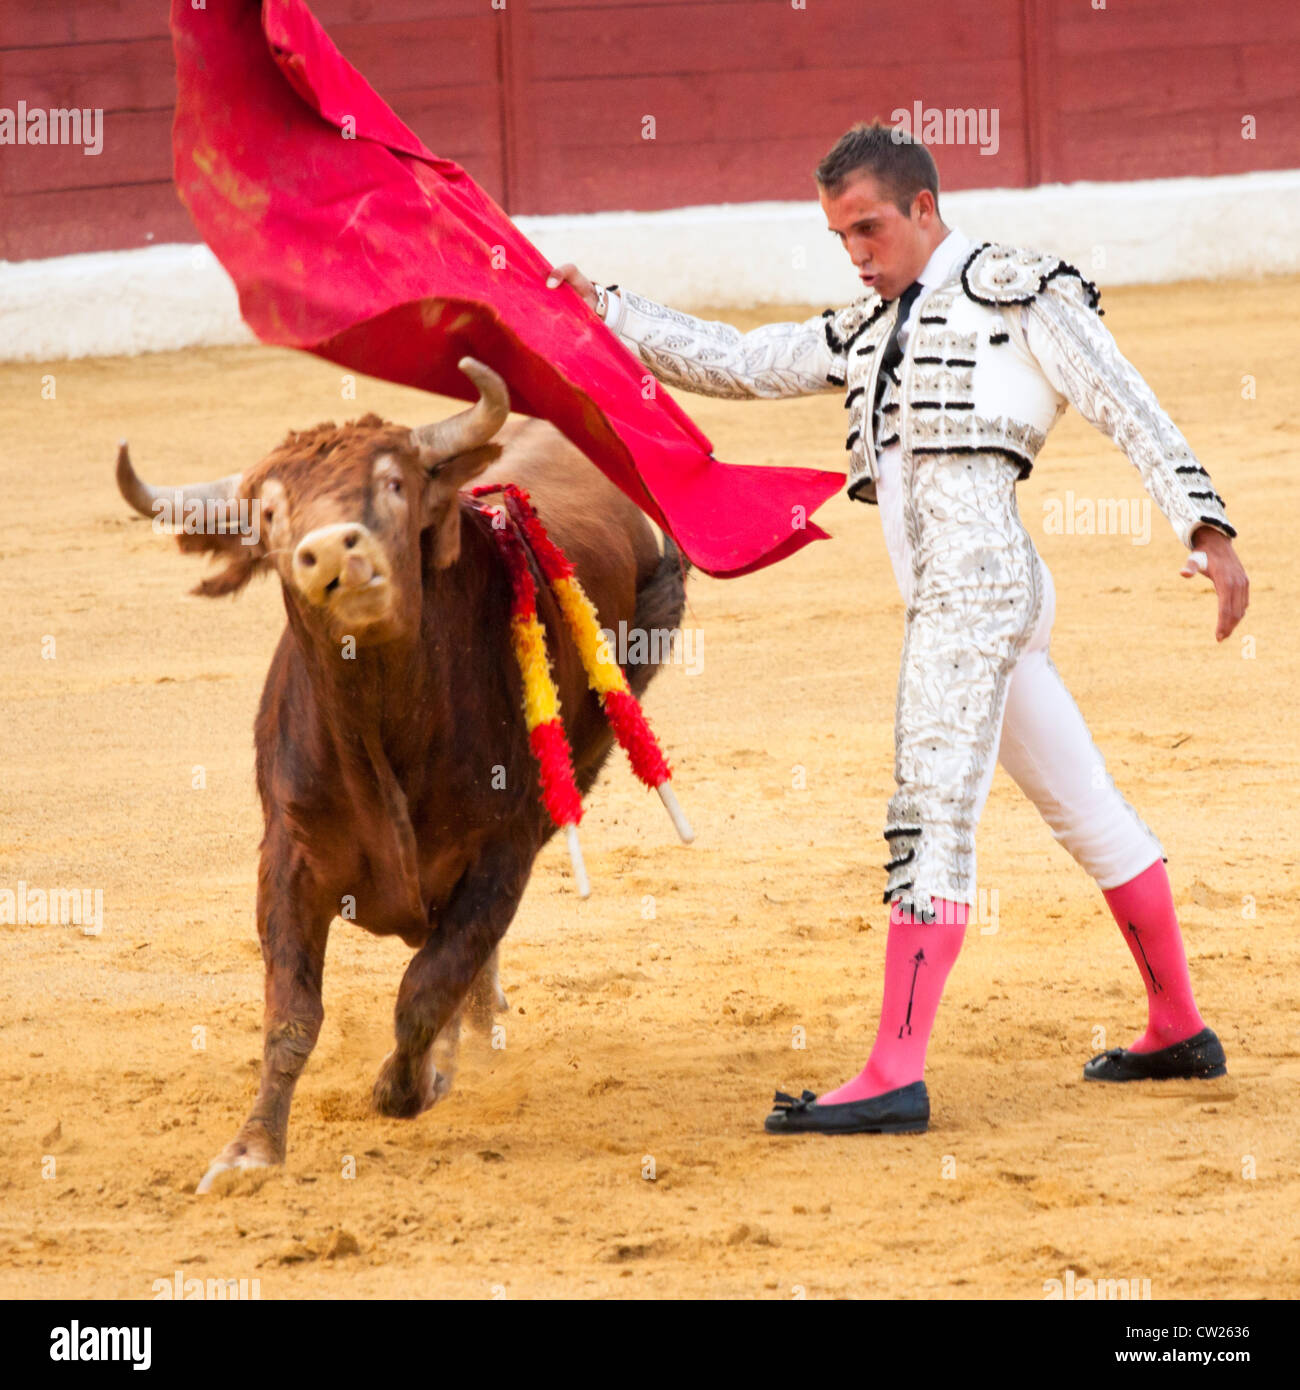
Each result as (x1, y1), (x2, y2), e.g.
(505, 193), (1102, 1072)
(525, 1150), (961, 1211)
(819, 170), (945, 302)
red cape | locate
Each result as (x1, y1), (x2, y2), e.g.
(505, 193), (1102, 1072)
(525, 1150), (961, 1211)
(168, 0), (845, 577)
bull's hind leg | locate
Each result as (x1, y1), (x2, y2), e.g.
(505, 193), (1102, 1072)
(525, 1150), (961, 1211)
(428, 1009), (463, 1103)
(465, 946), (507, 1033)
(373, 845), (529, 1118)
(392, 947), (504, 1111)
(196, 842), (332, 1193)
(417, 947), (507, 1101)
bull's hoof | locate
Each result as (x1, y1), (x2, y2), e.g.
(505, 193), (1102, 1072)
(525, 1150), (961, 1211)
(372, 1048), (450, 1118)
(195, 1132), (281, 1194)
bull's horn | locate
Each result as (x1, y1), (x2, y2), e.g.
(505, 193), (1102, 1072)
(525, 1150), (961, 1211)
(115, 440), (240, 519)
(410, 357), (510, 464)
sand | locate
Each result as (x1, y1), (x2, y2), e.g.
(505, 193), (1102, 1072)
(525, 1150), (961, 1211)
(1, 275), (1296, 1299)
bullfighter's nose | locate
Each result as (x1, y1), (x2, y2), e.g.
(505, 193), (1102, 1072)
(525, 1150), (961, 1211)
(292, 522), (383, 606)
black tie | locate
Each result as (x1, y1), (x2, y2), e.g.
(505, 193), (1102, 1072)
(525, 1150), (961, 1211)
(873, 280), (922, 416)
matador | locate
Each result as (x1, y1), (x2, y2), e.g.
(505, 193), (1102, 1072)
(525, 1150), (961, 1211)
(547, 121), (1249, 1135)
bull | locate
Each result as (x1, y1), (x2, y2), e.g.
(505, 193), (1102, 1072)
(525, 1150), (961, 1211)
(116, 359), (688, 1192)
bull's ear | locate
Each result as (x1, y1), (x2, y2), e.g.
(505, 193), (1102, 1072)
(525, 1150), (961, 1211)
(422, 443), (502, 569)
(176, 528), (266, 598)
(115, 442), (266, 599)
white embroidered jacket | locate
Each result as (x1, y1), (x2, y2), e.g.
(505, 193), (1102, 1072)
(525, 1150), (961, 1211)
(606, 243), (1235, 551)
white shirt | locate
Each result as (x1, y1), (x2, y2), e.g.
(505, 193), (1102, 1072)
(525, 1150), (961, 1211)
(876, 228), (975, 600)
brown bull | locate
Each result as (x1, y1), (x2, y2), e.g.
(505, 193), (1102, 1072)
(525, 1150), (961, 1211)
(116, 358), (688, 1192)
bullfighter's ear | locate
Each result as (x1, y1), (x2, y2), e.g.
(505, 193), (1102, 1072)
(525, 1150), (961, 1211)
(423, 443), (503, 569)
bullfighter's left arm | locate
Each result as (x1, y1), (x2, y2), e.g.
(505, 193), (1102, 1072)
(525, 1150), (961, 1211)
(1020, 275), (1235, 551)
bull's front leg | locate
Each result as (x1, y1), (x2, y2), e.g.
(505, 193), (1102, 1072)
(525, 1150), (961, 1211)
(373, 841), (530, 1118)
(196, 834), (333, 1193)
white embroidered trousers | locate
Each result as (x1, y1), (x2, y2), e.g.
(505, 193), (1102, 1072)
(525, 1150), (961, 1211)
(877, 446), (1162, 916)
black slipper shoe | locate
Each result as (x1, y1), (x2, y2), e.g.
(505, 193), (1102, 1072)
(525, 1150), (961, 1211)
(763, 1081), (929, 1134)
(1083, 1026), (1227, 1082)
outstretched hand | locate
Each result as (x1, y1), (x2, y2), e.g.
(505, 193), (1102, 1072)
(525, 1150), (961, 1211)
(1182, 526), (1249, 642)
(545, 262), (599, 313)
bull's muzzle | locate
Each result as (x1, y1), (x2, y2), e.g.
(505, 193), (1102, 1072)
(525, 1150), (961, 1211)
(292, 522), (388, 611)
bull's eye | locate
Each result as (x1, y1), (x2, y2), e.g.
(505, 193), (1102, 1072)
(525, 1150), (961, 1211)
(386, 476), (403, 496)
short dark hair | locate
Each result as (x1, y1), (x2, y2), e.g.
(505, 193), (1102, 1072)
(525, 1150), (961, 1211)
(815, 120), (940, 215)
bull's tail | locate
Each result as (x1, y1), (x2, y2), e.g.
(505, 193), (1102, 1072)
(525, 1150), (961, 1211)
(625, 532), (691, 699)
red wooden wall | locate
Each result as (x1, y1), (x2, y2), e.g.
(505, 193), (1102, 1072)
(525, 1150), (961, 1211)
(1, 0), (1296, 262)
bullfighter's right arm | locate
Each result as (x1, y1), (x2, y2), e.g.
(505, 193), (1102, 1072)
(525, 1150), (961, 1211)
(603, 289), (848, 400)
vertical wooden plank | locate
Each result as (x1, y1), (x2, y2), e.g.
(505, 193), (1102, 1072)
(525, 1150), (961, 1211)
(1020, 0), (1051, 186)
(1019, 0), (1039, 187)
(498, 0), (536, 213)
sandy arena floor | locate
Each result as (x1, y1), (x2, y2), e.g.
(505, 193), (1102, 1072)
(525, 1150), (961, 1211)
(0, 276), (1296, 1299)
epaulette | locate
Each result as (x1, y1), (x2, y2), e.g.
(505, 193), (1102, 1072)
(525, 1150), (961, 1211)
(961, 242), (1103, 315)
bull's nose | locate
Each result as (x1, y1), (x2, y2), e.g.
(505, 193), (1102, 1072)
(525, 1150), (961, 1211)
(292, 523), (383, 606)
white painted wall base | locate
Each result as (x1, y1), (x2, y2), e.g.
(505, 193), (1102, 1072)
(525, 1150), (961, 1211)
(2, 169), (1297, 363)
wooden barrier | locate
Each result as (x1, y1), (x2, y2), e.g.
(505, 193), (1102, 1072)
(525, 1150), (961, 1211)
(1, 0), (1296, 261)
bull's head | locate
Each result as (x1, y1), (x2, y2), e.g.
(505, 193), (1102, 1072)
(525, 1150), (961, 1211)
(116, 357), (509, 645)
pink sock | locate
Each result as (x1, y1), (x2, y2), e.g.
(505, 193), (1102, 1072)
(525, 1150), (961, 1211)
(1102, 859), (1206, 1054)
(818, 898), (968, 1105)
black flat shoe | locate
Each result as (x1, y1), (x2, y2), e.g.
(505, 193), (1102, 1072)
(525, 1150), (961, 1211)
(763, 1081), (929, 1134)
(1083, 1027), (1227, 1082)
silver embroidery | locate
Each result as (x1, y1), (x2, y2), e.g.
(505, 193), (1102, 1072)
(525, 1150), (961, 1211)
(886, 451), (1044, 918)
(1026, 287), (1234, 548)
(964, 244), (1070, 304)
(612, 253), (1228, 921)
(911, 364), (976, 397)
(931, 329), (980, 359)
(830, 295), (887, 346)
(918, 286), (959, 318)
(845, 303), (900, 496)
(908, 411), (1047, 464)
(617, 291), (846, 400)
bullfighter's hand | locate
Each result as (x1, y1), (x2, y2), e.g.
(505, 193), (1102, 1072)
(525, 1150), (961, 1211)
(545, 262), (599, 313)
(1183, 525), (1250, 642)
